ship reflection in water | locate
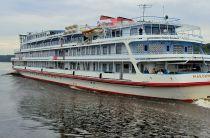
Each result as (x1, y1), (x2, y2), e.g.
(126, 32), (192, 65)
(1, 63), (210, 138)
(17, 79), (210, 138)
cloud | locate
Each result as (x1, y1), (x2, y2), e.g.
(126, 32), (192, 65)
(0, 0), (210, 54)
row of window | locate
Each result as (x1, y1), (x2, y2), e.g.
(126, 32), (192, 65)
(64, 44), (124, 56)
(143, 45), (188, 52)
(17, 44), (126, 58)
(15, 61), (136, 74)
(16, 45), (192, 60)
(105, 25), (176, 38)
(21, 31), (64, 43)
(21, 36), (84, 49)
(16, 51), (55, 58)
(143, 45), (172, 52)
(21, 24), (178, 50)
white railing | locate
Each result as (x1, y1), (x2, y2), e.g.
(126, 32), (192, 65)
(132, 51), (204, 55)
(18, 32), (204, 52)
(146, 34), (203, 43)
(12, 53), (210, 63)
(133, 16), (181, 24)
(133, 54), (210, 62)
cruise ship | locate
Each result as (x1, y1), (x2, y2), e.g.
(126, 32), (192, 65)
(12, 14), (210, 102)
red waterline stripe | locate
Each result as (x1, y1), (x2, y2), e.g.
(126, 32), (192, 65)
(14, 68), (210, 87)
(20, 73), (194, 103)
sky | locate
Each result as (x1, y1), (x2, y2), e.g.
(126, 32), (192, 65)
(0, 0), (210, 55)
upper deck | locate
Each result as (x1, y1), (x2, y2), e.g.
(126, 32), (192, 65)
(96, 16), (203, 43)
(19, 30), (64, 44)
(17, 15), (204, 53)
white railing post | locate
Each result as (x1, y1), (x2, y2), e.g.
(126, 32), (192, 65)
(124, 40), (141, 74)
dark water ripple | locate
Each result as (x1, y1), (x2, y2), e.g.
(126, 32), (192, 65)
(0, 62), (210, 138)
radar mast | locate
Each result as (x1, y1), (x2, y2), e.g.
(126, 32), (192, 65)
(137, 4), (152, 21)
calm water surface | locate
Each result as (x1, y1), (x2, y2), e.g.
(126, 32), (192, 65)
(0, 62), (210, 138)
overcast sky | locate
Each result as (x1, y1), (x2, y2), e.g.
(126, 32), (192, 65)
(0, 0), (210, 55)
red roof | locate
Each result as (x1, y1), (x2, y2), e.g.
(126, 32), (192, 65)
(100, 15), (115, 20)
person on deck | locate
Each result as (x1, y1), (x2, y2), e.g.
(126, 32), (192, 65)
(144, 68), (149, 74)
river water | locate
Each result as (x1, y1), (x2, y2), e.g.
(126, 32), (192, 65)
(0, 62), (210, 138)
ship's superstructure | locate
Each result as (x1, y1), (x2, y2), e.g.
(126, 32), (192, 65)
(12, 15), (210, 102)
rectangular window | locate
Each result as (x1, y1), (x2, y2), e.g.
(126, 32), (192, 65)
(93, 62), (98, 71)
(91, 47), (95, 55)
(139, 28), (143, 35)
(108, 46), (111, 54)
(108, 63), (113, 73)
(168, 26), (176, 35)
(160, 25), (168, 34)
(105, 29), (112, 38)
(145, 26), (151, 35)
(103, 46), (108, 54)
(131, 64), (136, 73)
(86, 47), (90, 55)
(116, 44), (122, 54)
(97, 46), (101, 55)
(144, 45), (148, 52)
(116, 64), (121, 73)
(152, 27), (160, 35)
(72, 49), (76, 56)
(86, 63), (90, 71)
(167, 46), (170, 52)
(77, 48), (81, 55)
(130, 28), (138, 36)
(81, 47), (85, 55)
(123, 64), (129, 73)
(185, 46), (188, 53)
(116, 30), (122, 37)
(103, 64), (107, 72)
(112, 31), (116, 37)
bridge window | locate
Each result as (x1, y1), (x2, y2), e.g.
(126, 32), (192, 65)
(112, 29), (122, 37)
(130, 28), (138, 36)
(116, 30), (122, 37)
(152, 25), (160, 35)
(145, 26), (151, 35)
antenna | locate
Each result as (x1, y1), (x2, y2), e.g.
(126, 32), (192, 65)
(137, 4), (152, 21)
(162, 5), (165, 17)
(162, 0), (165, 17)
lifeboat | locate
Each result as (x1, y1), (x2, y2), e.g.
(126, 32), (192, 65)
(64, 24), (78, 35)
(82, 27), (104, 38)
(65, 24), (78, 30)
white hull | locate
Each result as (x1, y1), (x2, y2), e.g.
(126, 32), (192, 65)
(16, 69), (210, 102)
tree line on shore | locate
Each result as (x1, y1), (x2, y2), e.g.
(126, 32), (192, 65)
(203, 43), (210, 54)
(0, 55), (14, 62)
